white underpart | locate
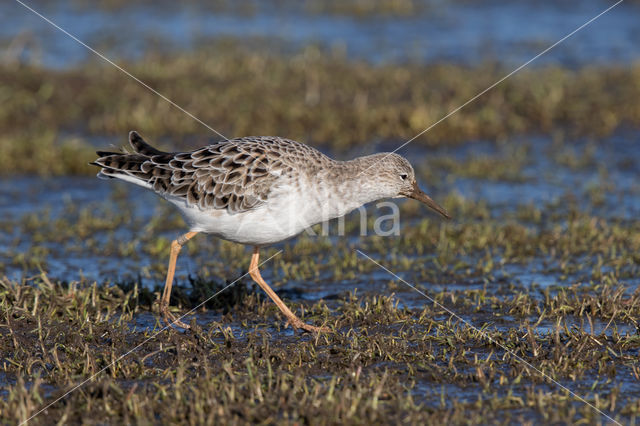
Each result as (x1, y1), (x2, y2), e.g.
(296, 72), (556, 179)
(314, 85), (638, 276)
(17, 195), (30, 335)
(97, 171), (153, 189)
(162, 175), (377, 246)
(164, 190), (295, 246)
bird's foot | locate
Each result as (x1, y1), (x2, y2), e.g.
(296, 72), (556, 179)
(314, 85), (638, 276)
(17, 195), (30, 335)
(160, 303), (191, 329)
(286, 317), (330, 334)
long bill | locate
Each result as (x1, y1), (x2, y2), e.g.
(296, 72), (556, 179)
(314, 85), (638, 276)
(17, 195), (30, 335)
(406, 182), (451, 219)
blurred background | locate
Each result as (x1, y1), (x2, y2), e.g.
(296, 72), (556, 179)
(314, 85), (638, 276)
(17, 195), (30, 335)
(1, 0), (639, 289)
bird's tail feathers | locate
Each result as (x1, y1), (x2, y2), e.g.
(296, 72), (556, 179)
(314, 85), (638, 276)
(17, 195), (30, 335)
(90, 131), (165, 187)
(128, 131), (167, 156)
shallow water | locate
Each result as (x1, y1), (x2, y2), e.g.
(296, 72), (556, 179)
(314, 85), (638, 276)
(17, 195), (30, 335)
(2, 0), (639, 68)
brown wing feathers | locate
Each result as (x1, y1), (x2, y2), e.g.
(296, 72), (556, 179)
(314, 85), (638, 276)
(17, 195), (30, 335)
(92, 132), (285, 214)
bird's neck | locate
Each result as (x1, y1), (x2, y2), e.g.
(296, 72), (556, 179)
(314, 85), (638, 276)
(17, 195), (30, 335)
(312, 155), (389, 219)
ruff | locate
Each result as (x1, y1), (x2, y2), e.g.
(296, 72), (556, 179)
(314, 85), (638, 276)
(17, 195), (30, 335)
(92, 131), (450, 331)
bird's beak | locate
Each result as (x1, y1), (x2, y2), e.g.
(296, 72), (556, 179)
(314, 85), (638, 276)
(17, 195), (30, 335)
(405, 182), (451, 219)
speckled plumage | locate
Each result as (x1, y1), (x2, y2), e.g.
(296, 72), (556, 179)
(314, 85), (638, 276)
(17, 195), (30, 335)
(92, 131), (446, 246)
(94, 132), (326, 213)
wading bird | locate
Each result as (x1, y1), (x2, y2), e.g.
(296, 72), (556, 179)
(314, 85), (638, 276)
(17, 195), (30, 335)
(92, 131), (450, 332)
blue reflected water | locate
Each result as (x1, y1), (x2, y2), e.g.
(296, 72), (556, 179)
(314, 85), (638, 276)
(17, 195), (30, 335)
(1, 0), (638, 68)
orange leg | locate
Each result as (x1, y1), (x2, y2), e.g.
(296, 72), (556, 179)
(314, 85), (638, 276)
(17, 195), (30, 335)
(160, 231), (198, 328)
(249, 247), (329, 333)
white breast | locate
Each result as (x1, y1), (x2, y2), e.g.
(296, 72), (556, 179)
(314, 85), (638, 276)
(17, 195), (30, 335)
(164, 181), (322, 245)
(163, 171), (374, 246)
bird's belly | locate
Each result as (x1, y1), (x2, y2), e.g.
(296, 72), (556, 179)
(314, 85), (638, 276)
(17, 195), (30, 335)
(164, 179), (362, 246)
(169, 195), (314, 246)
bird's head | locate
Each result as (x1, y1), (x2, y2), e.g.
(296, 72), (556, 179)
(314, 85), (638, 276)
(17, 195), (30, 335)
(367, 153), (451, 219)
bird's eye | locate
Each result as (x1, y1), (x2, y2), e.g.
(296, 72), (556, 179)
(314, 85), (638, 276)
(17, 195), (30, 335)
(400, 173), (408, 180)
